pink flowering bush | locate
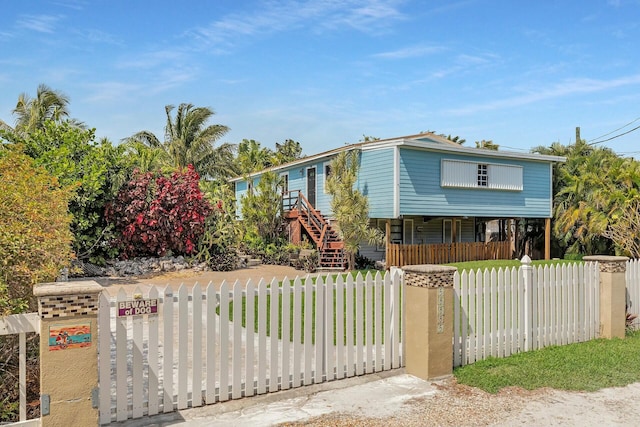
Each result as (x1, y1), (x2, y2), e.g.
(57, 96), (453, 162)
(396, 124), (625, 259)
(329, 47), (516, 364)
(106, 165), (211, 258)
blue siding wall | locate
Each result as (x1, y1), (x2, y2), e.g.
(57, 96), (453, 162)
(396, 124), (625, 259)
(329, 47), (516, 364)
(359, 149), (395, 218)
(399, 148), (551, 218)
(234, 180), (248, 219)
(233, 158), (334, 218)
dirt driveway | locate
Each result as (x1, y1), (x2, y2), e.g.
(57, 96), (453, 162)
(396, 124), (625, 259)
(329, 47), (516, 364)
(91, 264), (319, 297)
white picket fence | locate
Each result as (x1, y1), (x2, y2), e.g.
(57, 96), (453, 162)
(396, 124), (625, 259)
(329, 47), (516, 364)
(626, 259), (640, 329)
(98, 272), (404, 424)
(0, 312), (40, 427)
(453, 260), (601, 367)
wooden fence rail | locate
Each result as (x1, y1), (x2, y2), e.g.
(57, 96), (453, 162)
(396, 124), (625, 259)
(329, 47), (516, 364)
(386, 241), (511, 267)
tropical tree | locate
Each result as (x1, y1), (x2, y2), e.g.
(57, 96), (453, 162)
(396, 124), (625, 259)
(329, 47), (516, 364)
(127, 103), (235, 180)
(240, 171), (284, 246)
(326, 150), (384, 269)
(11, 84), (83, 133)
(7, 120), (132, 263)
(420, 131), (466, 145)
(359, 135), (380, 142)
(236, 139), (274, 174)
(475, 139), (499, 150)
(532, 140), (640, 257)
(274, 139), (303, 165)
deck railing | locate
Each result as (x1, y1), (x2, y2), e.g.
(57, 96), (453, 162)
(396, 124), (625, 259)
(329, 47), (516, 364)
(386, 241), (511, 267)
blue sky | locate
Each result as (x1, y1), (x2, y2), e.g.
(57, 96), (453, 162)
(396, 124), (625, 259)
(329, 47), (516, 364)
(2, 0), (640, 156)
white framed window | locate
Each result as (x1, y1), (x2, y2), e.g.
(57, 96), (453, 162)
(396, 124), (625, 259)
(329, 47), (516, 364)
(279, 172), (289, 194)
(441, 159), (523, 191)
(477, 164), (488, 187)
(323, 162), (333, 193)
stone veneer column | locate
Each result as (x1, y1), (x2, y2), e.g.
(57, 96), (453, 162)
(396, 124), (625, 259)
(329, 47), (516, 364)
(34, 281), (102, 427)
(402, 264), (456, 380)
(583, 255), (629, 339)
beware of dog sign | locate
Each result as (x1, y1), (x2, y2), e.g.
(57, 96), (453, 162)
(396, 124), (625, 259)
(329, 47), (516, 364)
(117, 298), (158, 316)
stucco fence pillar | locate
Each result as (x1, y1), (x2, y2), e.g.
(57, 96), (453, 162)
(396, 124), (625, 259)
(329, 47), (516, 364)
(34, 280), (102, 427)
(402, 264), (456, 380)
(583, 255), (628, 339)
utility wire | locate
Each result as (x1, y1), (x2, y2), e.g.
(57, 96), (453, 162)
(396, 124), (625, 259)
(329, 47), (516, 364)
(587, 123), (640, 145)
(587, 116), (640, 143)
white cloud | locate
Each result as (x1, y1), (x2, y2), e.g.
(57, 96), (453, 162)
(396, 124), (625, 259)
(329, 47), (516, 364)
(16, 14), (63, 33)
(50, 0), (87, 10)
(85, 81), (144, 102)
(186, 0), (406, 50)
(80, 29), (123, 46)
(447, 74), (640, 115)
(148, 67), (199, 94)
(116, 49), (188, 69)
(373, 44), (446, 59)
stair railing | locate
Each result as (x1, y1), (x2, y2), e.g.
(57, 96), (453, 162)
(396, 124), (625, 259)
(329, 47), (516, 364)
(285, 190), (332, 248)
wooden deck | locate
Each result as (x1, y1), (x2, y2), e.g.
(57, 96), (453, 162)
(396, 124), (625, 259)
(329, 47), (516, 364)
(385, 241), (511, 267)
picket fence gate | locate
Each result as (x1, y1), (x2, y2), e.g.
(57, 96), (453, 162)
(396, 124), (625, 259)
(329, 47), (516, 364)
(626, 259), (640, 329)
(98, 272), (404, 424)
(0, 313), (40, 426)
(453, 260), (601, 367)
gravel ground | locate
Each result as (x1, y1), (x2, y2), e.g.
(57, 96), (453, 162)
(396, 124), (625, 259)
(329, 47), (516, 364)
(277, 378), (543, 427)
(277, 377), (640, 426)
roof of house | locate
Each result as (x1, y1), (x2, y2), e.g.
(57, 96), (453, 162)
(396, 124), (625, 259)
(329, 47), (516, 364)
(229, 133), (566, 182)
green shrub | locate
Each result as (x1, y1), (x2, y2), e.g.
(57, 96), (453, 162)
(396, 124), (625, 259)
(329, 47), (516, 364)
(196, 199), (237, 270)
(0, 149), (73, 314)
(11, 121), (131, 264)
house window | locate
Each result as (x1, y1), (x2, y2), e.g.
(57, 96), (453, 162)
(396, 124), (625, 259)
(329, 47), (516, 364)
(477, 164), (488, 187)
(324, 163), (332, 193)
(279, 173), (289, 194)
(441, 159), (523, 191)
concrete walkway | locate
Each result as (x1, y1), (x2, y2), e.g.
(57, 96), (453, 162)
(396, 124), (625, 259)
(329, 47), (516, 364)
(113, 369), (434, 426)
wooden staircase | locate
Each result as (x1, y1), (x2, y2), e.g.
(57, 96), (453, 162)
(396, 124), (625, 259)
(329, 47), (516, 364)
(283, 190), (346, 270)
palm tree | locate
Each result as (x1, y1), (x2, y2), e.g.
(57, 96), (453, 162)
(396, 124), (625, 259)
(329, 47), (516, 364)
(236, 139), (274, 174)
(127, 103), (236, 180)
(326, 150), (384, 269)
(12, 84), (73, 132)
(475, 139), (499, 150)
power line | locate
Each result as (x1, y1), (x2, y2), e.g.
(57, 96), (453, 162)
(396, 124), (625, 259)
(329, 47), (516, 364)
(588, 123), (640, 145)
(587, 116), (640, 143)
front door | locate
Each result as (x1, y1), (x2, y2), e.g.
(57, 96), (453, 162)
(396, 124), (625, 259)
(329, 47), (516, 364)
(307, 167), (316, 207)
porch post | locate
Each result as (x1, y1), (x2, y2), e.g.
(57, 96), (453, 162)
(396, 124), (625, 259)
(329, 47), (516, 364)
(507, 219), (513, 258)
(514, 219), (520, 258)
(402, 264), (456, 380)
(34, 281), (102, 426)
(583, 256), (628, 339)
(544, 217), (551, 260)
(451, 218), (457, 243)
(385, 219), (391, 267)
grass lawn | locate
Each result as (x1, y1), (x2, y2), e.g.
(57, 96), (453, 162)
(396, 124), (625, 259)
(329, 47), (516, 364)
(226, 272), (397, 345)
(454, 330), (640, 393)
